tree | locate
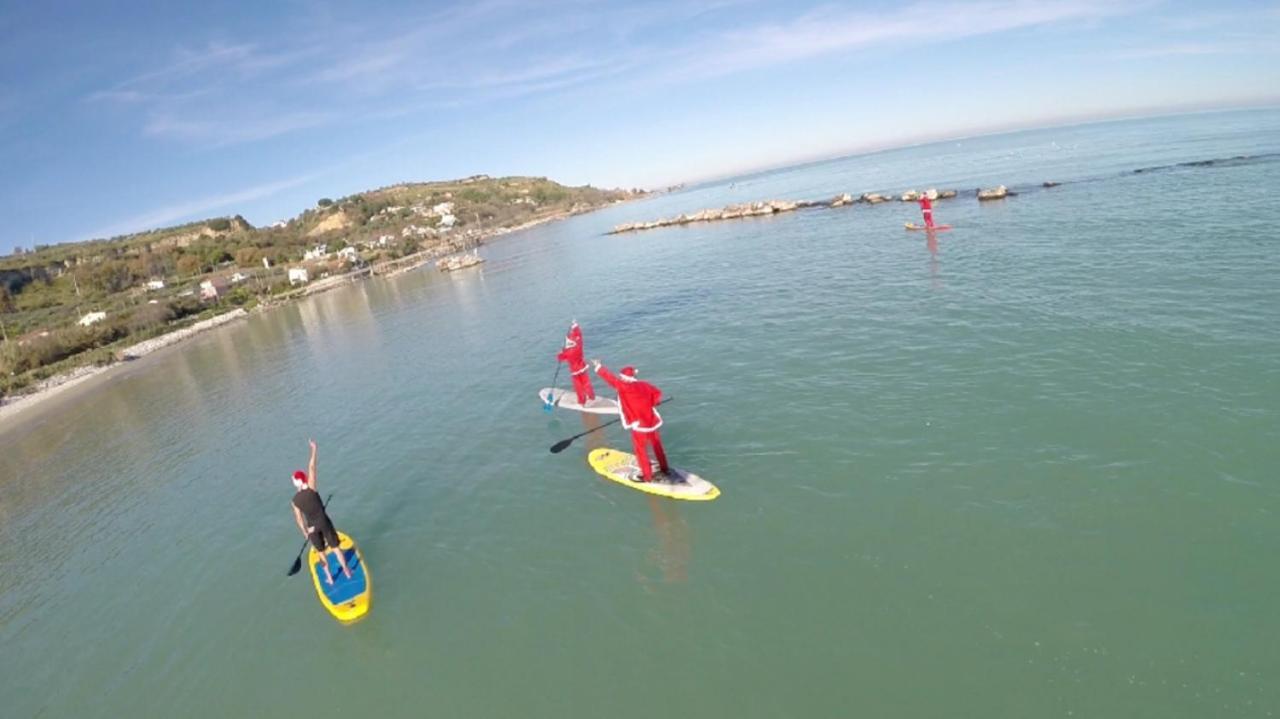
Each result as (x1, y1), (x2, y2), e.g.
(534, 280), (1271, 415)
(176, 254), (202, 277)
(317, 198), (334, 207)
(234, 247), (260, 268)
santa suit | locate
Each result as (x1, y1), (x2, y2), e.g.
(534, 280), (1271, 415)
(596, 364), (669, 482)
(556, 324), (595, 405)
(918, 195), (935, 229)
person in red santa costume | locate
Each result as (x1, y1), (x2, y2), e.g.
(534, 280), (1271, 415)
(592, 359), (670, 483)
(556, 320), (597, 406)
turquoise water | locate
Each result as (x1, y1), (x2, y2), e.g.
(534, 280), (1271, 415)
(2, 109), (1279, 717)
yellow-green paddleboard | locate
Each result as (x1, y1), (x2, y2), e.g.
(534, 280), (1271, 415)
(587, 448), (720, 501)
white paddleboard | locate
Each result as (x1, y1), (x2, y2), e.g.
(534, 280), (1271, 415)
(539, 387), (620, 415)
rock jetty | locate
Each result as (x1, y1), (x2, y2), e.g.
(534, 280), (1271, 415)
(610, 200), (802, 234)
(609, 180), (1041, 234)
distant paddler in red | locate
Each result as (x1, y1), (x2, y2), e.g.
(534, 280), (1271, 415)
(556, 320), (597, 406)
(918, 189), (937, 229)
(592, 359), (669, 482)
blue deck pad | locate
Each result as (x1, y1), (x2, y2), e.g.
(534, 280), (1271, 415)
(314, 548), (366, 605)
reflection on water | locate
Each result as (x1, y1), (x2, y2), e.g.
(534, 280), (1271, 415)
(639, 495), (691, 589)
(926, 230), (941, 289)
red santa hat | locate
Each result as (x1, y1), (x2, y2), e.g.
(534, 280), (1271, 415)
(619, 366), (638, 382)
(292, 470), (308, 489)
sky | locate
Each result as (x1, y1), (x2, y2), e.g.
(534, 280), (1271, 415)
(1, 0), (1277, 252)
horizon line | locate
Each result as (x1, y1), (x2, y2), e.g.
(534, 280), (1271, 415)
(8, 99), (1279, 256)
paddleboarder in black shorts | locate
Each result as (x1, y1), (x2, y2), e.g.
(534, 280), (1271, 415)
(290, 439), (352, 585)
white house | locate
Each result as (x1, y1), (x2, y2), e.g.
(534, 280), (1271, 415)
(302, 244), (329, 261)
(144, 279), (166, 291)
(402, 225), (431, 238)
(438, 213), (457, 228)
(199, 277), (228, 301)
(78, 311), (107, 327)
(288, 267), (310, 285)
(336, 247), (358, 262)
(229, 272), (249, 284)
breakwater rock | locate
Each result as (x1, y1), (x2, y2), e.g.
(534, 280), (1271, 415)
(610, 200), (803, 234)
(977, 185), (1015, 201)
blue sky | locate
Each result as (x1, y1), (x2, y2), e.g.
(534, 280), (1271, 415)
(1, 0), (1277, 252)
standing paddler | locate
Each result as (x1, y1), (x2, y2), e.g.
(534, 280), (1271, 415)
(918, 189), (937, 229)
(557, 320), (597, 406)
(592, 360), (670, 483)
(290, 439), (352, 586)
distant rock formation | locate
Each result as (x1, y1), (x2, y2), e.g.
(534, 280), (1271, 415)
(977, 185), (1010, 201)
(609, 184), (989, 234)
(1042, 181), (1060, 188)
(610, 200), (803, 234)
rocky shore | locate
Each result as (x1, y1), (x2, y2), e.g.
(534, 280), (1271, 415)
(609, 185), (1010, 234)
(118, 309), (249, 360)
(0, 308), (250, 424)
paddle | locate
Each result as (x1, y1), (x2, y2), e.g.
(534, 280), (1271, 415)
(549, 397), (672, 454)
(543, 363), (562, 413)
(286, 491), (334, 577)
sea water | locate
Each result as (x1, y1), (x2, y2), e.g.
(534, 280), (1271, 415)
(1, 108), (1278, 717)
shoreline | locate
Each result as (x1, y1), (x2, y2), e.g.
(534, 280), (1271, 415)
(0, 202), (622, 428)
(0, 309), (250, 426)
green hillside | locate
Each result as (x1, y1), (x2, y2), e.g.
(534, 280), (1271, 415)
(0, 175), (641, 395)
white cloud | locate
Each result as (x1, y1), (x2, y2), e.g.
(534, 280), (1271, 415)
(86, 0), (1149, 149)
(83, 174), (316, 240)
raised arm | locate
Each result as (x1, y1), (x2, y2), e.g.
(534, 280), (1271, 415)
(593, 360), (620, 390)
(307, 439), (318, 490)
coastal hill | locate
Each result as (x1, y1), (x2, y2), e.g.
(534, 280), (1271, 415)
(0, 176), (641, 396)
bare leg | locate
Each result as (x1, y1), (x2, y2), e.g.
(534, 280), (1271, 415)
(333, 546), (353, 579)
(322, 554), (335, 585)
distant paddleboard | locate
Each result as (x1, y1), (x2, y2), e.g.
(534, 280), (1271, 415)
(539, 388), (620, 415)
(587, 448), (720, 501)
(905, 222), (952, 232)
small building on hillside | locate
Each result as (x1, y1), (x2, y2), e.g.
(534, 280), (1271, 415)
(78, 311), (107, 327)
(439, 213), (457, 228)
(144, 279), (166, 291)
(336, 247), (358, 263)
(229, 272), (249, 284)
(200, 276), (229, 301)
(303, 244), (329, 261)
(288, 267), (310, 285)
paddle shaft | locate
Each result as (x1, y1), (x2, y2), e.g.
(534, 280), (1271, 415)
(545, 363), (562, 409)
(549, 397), (672, 453)
(287, 491), (334, 576)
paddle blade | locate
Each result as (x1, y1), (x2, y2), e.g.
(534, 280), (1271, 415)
(286, 556), (303, 576)
(549, 438), (573, 454)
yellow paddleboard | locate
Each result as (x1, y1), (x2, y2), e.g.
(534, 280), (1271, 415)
(588, 448), (720, 501)
(307, 531), (372, 624)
